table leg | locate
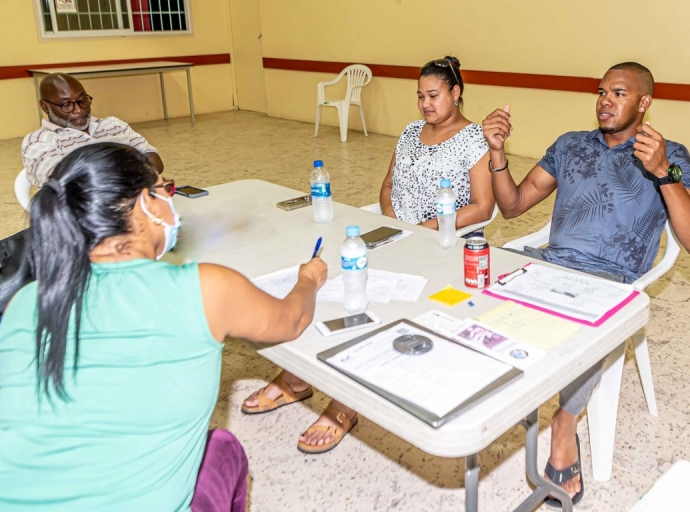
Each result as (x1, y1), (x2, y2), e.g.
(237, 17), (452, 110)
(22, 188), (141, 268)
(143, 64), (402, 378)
(159, 72), (168, 121)
(465, 453), (480, 512)
(186, 67), (196, 126)
(513, 410), (573, 512)
(33, 75), (43, 125)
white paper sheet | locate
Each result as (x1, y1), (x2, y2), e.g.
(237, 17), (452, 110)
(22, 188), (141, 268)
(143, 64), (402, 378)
(486, 263), (635, 324)
(317, 273), (398, 303)
(251, 266), (300, 300)
(252, 267), (427, 303)
(414, 310), (545, 369)
(326, 322), (513, 417)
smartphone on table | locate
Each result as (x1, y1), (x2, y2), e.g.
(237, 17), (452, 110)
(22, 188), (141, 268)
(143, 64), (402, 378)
(315, 311), (382, 337)
(277, 195), (312, 211)
(360, 226), (403, 248)
(175, 185), (209, 198)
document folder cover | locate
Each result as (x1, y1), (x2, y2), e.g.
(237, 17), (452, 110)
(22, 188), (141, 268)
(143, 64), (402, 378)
(317, 320), (523, 428)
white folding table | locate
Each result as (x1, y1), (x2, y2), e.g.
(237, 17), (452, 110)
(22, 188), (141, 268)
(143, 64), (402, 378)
(167, 179), (650, 512)
(29, 61), (195, 126)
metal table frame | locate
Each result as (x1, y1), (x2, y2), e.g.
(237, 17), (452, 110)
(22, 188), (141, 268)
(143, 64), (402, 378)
(29, 61), (195, 126)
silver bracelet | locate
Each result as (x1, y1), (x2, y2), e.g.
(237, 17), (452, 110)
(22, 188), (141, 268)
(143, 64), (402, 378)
(489, 158), (509, 172)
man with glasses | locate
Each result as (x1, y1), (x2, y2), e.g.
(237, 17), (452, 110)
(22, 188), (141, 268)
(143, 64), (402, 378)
(21, 73), (164, 187)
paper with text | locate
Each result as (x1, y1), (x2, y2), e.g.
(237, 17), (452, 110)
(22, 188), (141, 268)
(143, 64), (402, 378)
(252, 267), (427, 303)
(414, 310), (545, 369)
(484, 263), (637, 325)
(326, 322), (513, 417)
(476, 301), (580, 349)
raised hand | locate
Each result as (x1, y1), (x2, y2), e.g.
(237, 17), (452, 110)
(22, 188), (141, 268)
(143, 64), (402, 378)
(482, 105), (513, 152)
(634, 122), (670, 178)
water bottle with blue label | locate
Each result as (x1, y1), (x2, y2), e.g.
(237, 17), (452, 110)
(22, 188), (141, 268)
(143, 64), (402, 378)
(341, 225), (368, 313)
(310, 160), (333, 223)
(436, 178), (457, 249)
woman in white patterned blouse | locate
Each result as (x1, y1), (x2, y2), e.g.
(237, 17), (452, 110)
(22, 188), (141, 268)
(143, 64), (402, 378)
(379, 56), (494, 232)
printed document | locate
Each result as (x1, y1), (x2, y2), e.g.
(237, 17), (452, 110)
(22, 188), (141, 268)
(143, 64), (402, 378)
(325, 322), (514, 417)
(476, 301), (580, 349)
(484, 263), (637, 325)
(252, 267), (426, 303)
(414, 310), (545, 369)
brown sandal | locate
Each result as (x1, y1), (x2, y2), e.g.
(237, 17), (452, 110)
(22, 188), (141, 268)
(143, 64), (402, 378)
(297, 402), (359, 454)
(241, 374), (313, 415)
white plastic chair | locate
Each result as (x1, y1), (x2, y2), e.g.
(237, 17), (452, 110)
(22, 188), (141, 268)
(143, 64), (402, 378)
(314, 65), (372, 143)
(360, 203), (499, 237)
(14, 169), (31, 212)
(504, 219), (679, 482)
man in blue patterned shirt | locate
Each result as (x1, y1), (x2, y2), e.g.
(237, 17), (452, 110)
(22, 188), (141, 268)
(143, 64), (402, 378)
(483, 62), (690, 507)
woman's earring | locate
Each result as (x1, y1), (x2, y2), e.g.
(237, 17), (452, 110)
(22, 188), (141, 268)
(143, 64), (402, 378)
(454, 101), (459, 107)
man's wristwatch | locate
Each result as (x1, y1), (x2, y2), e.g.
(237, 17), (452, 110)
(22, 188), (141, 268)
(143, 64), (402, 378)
(658, 164), (682, 186)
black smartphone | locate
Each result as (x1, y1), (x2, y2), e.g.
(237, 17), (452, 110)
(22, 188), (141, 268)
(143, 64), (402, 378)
(360, 226), (403, 248)
(175, 185), (209, 198)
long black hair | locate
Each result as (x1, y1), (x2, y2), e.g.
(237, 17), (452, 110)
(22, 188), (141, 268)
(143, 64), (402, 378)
(420, 55), (464, 108)
(30, 142), (158, 399)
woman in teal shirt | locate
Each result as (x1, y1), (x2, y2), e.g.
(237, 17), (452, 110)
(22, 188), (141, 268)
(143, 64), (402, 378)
(0, 143), (327, 511)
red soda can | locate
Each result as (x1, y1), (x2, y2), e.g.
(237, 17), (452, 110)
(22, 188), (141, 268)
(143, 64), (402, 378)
(464, 237), (490, 289)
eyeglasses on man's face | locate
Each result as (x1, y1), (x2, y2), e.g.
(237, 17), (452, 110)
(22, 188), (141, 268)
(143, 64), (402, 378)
(422, 59), (461, 88)
(150, 178), (176, 197)
(41, 95), (93, 114)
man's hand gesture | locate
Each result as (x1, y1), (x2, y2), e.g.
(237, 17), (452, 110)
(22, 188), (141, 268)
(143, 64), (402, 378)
(482, 105), (513, 152)
(634, 122), (670, 178)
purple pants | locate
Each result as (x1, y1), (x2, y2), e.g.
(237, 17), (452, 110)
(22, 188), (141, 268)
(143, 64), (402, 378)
(191, 429), (248, 512)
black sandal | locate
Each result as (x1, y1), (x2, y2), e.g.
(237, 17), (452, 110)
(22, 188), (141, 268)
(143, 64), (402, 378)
(544, 433), (584, 509)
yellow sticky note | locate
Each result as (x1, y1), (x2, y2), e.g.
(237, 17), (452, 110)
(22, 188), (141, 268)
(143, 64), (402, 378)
(428, 285), (472, 307)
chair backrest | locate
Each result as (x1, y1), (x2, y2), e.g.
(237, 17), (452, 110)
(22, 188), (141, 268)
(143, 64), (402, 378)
(344, 65), (372, 103)
(14, 169), (31, 212)
(456, 204), (500, 238)
(502, 218), (680, 291)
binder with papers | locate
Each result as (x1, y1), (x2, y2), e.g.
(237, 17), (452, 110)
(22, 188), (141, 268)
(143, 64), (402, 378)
(317, 320), (523, 428)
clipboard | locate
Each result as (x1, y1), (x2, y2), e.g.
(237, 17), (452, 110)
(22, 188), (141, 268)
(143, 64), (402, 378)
(317, 320), (523, 428)
(484, 262), (639, 326)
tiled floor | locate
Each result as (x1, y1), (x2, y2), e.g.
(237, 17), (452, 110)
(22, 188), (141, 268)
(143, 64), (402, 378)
(2, 111), (689, 511)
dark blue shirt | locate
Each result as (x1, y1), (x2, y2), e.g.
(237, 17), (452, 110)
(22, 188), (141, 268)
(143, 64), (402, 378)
(537, 129), (690, 283)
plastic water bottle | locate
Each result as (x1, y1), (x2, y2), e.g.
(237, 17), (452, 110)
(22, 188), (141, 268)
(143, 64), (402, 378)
(310, 160), (333, 223)
(341, 225), (368, 314)
(436, 178), (457, 249)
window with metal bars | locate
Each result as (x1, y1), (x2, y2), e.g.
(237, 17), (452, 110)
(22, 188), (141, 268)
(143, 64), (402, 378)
(37, 0), (189, 37)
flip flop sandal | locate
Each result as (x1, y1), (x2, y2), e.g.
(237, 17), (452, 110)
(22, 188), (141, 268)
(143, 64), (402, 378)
(297, 402), (359, 454)
(544, 433), (584, 509)
(241, 374), (313, 414)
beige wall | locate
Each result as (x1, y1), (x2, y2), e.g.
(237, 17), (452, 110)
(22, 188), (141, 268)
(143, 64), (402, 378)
(259, 0), (690, 157)
(229, 0), (267, 113)
(0, 0), (236, 141)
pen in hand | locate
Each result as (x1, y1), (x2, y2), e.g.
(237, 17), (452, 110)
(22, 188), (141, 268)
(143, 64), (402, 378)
(312, 237), (323, 258)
